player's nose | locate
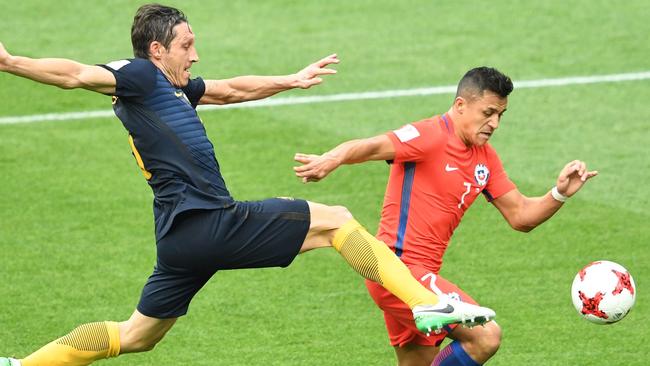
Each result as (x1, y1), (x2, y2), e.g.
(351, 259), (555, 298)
(488, 116), (500, 129)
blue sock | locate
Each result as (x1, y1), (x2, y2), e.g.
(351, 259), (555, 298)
(432, 341), (481, 366)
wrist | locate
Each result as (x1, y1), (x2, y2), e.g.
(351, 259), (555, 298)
(551, 186), (568, 203)
(0, 55), (15, 72)
(322, 152), (343, 165)
(287, 73), (301, 88)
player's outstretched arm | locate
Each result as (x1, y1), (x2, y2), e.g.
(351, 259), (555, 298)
(293, 134), (395, 183)
(199, 53), (339, 105)
(492, 160), (598, 232)
(0, 42), (116, 94)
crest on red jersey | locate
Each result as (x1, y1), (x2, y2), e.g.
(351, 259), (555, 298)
(474, 164), (490, 186)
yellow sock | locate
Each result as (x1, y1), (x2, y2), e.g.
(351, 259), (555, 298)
(21, 321), (120, 366)
(332, 219), (438, 309)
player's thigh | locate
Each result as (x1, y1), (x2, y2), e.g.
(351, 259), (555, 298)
(217, 198), (311, 269)
(300, 201), (353, 252)
(160, 199), (310, 271)
(118, 309), (177, 354)
(417, 270), (479, 306)
(394, 343), (439, 366)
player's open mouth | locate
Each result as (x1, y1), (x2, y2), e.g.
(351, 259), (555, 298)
(480, 132), (492, 139)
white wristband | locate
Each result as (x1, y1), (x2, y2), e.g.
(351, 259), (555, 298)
(551, 186), (568, 203)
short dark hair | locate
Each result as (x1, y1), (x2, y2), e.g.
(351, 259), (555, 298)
(131, 4), (188, 59)
(456, 67), (513, 100)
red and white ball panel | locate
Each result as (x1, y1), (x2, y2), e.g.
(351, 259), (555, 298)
(571, 260), (636, 324)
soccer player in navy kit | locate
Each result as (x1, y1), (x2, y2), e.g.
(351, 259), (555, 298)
(0, 4), (496, 365)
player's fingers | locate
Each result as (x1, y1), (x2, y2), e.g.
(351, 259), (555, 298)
(562, 160), (577, 173)
(309, 77), (323, 87)
(313, 68), (337, 75)
(293, 163), (314, 173)
(293, 159), (313, 170)
(578, 161), (587, 177)
(294, 153), (318, 159)
(296, 171), (317, 181)
(294, 153), (315, 163)
(316, 54), (339, 67)
(304, 175), (320, 183)
(559, 161), (578, 180)
(571, 160), (581, 171)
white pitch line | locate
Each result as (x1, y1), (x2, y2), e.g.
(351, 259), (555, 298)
(1, 71), (649, 125)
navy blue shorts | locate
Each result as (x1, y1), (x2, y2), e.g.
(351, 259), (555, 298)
(137, 198), (310, 318)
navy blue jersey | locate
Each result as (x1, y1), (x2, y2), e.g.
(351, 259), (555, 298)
(100, 58), (234, 239)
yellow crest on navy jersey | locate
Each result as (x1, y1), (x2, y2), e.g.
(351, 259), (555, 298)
(175, 90), (191, 105)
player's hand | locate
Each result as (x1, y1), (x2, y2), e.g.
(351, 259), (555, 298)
(293, 152), (341, 183)
(556, 160), (598, 197)
(292, 53), (339, 89)
(0, 42), (12, 71)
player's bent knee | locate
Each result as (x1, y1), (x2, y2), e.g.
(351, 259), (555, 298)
(307, 202), (354, 230)
(300, 204), (356, 252)
(331, 205), (353, 226)
(453, 321), (501, 361)
(475, 322), (502, 355)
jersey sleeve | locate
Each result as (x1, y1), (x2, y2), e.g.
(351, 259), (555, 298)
(181, 77), (206, 108)
(98, 58), (157, 98)
(483, 145), (516, 202)
(387, 118), (444, 163)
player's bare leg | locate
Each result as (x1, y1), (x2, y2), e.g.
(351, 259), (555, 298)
(3, 310), (176, 366)
(431, 321), (501, 365)
(391, 322), (500, 366)
(118, 310), (177, 354)
(301, 201), (440, 309)
(301, 201), (495, 334)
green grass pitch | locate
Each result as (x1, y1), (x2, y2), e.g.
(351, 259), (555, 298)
(1, 1), (649, 365)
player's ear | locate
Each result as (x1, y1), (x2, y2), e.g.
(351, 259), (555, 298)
(454, 96), (466, 114)
(149, 41), (164, 60)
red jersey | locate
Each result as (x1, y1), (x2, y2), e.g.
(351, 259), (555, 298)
(377, 114), (516, 273)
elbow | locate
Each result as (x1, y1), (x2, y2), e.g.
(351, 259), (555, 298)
(509, 219), (536, 233)
(58, 83), (77, 90)
(513, 224), (535, 233)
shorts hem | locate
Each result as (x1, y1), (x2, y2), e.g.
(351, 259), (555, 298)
(137, 304), (188, 319)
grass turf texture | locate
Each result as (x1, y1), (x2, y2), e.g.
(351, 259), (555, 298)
(1, 1), (649, 365)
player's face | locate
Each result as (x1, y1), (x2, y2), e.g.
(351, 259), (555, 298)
(159, 22), (199, 87)
(457, 91), (508, 146)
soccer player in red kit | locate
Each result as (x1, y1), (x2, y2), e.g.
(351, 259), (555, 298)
(294, 66), (597, 366)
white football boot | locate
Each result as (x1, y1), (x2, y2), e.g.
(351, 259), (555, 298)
(0, 358), (21, 366)
(413, 295), (496, 336)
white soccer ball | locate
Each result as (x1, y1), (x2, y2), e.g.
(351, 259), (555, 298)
(571, 260), (636, 324)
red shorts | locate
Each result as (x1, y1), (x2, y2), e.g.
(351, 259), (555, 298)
(365, 264), (478, 347)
